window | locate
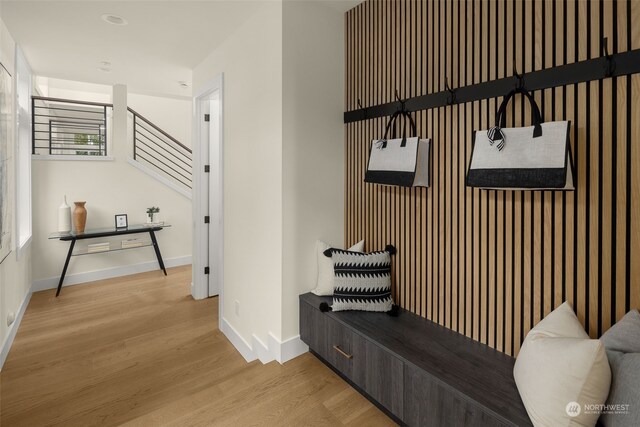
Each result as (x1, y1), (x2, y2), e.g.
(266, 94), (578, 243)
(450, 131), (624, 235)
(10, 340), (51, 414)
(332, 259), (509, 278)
(15, 47), (32, 255)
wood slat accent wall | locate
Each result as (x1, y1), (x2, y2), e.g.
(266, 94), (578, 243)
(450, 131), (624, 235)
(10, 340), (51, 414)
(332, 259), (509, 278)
(345, 0), (640, 356)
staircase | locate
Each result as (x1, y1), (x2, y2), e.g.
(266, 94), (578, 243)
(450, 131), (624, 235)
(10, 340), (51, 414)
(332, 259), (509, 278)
(127, 107), (192, 199)
(32, 96), (192, 199)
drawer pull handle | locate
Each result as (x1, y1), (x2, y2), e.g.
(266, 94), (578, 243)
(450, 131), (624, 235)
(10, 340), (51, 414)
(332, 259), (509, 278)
(333, 345), (353, 360)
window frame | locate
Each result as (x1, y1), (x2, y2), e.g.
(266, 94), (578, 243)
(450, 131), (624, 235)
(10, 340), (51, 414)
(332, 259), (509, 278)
(15, 47), (32, 258)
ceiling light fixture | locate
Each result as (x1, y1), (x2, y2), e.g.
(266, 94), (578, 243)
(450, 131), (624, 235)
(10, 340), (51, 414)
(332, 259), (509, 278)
(101, 14), (128, 26)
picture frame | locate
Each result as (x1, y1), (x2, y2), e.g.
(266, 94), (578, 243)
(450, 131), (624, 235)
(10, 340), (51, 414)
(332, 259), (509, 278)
(115, 214), (128, 229)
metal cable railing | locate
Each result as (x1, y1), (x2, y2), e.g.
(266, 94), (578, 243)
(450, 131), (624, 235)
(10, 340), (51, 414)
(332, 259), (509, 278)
(32, 96), (110, 156)
(128, 107), (192, 190)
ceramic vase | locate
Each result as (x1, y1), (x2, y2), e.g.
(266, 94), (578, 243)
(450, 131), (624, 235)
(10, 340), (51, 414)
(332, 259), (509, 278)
(57, 195), (71, 233)
(73, 201), (87, 233)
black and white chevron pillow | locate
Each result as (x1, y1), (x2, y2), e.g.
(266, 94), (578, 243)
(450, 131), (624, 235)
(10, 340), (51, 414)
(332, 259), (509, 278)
(323, 245), (396, 312)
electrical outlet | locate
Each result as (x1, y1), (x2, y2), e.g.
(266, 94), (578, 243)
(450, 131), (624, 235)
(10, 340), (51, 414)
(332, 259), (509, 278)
(235, 300), (240, 316)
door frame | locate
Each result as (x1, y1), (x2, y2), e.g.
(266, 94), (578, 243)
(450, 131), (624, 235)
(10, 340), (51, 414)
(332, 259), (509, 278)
(192, 74), (224, 310)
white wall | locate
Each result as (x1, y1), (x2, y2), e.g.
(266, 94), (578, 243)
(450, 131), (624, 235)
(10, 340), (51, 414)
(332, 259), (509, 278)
(281, 1), (345, 340)
(192, 0), (345, 360)
(35, 77), (112, 104)
(30, 83), (193, 287)
(127, 93), (191, 148)
(193, 1), (283, 348)
(0, 15), (32, 367)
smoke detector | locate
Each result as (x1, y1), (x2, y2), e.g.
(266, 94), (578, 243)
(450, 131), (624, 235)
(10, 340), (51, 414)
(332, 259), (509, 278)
(98, 61), (112, 72)
(101, 14), (128, 26)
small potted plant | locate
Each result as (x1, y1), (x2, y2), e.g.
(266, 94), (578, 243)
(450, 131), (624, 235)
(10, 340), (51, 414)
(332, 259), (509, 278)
(146, 206), (160, 223)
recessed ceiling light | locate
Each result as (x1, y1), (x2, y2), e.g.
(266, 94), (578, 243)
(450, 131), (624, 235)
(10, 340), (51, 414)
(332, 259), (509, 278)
(101, 14), (128, 26)
(99, 61), (111, 67)
(98, 67), (112, 73)
(178, 81), (189, 88)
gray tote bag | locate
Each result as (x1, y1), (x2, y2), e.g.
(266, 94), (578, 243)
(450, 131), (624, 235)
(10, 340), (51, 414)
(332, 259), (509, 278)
(466, 88), (575, 190)
(365, 110), (430, 188)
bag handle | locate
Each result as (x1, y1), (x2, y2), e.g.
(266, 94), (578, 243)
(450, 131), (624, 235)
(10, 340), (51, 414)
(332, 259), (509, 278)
(495, 87), (543, 138)
(385, 110), (417, 147)
(496, 88), (542, 127)
(378, 110), (402, 148)
(382, 110), (416, 147)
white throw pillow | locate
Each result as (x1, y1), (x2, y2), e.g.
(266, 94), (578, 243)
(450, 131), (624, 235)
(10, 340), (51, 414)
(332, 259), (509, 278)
(311, 239), (364, 296)
(514, 302), (611, 427)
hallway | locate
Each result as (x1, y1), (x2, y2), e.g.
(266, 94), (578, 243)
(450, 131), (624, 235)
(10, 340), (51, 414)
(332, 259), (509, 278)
(0, 266), (393, 426)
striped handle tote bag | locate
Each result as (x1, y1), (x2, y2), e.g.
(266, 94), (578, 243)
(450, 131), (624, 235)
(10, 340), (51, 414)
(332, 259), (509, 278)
(466, 87), (575, 190)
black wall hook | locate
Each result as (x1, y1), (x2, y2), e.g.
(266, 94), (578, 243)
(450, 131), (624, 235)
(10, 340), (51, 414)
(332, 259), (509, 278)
(395, 89), (407, 112)
(445, 77), (456, 105)
(513, 60), (525, 89)
(357, 99), (368, 119)
(601, 37), (615, 78)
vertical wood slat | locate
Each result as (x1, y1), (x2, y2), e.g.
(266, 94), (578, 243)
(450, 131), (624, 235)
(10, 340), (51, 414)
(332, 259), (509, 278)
(632, 74), (640, 311)
(345, 0), (639, 356)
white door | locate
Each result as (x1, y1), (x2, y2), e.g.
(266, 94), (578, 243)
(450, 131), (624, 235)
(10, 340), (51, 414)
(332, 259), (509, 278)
(192, 76), (223, 300)
(207, 93), (222, 297)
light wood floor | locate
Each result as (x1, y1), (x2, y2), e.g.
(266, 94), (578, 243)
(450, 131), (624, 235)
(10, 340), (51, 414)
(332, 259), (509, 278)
(0, 265), (395, 426)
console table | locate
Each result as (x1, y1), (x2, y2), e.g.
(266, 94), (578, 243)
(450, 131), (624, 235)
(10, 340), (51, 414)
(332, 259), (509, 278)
(49, 223), (171, 296)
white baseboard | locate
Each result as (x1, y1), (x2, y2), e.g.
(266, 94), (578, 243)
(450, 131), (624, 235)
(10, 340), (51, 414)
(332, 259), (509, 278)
(279, 334), (309, 363)
(0, 290), (32, 370)
(31, 256), (192, 292)
(254, 334), (272, 364)
(220, 317), (257, 362)
(220, 317), (308, 365)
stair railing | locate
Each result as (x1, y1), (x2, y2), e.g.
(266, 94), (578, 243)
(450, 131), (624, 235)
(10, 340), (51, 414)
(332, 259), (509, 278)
(31, 96), (110, 156)
(128, 107), (193, 191)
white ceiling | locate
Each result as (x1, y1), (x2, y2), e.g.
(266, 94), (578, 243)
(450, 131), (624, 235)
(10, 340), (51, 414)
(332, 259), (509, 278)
(0, 0), (361, 98)
(0, 1), (261, 97)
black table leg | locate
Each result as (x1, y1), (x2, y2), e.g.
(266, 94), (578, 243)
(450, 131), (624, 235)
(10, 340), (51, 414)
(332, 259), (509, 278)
(149, 230), (167, 275)
(56, 238), (76, 297)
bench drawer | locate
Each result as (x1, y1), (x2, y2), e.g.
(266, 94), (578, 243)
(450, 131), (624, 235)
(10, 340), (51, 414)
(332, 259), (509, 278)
(300, 301), (354, 378)
(300, 301), (403, 420)
(404, 364), (510, 427)
(300, 300), (327, 354)
(324, 316), (355, 377)
(352, 334), (404, 419)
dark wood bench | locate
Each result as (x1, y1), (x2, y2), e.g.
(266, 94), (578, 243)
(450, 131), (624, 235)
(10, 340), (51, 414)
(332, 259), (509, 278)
(300, 293), (532, 426)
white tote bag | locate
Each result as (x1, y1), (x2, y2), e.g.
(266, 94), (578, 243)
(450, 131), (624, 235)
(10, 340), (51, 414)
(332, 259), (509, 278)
(466, 88), (574, 190)
(365, 111), (430, 188)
